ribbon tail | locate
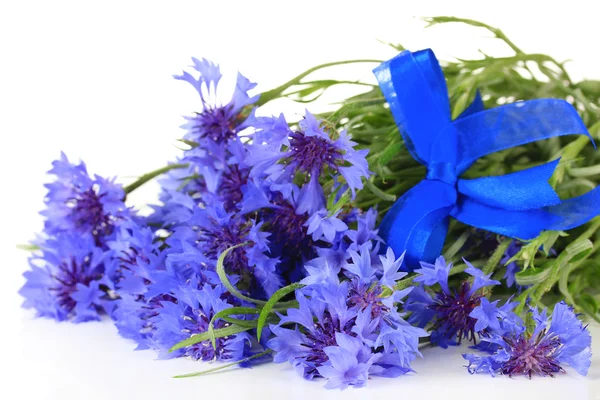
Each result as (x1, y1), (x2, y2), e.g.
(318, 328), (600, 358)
(545, 186), (600, 230)
(379, 180), (456, 270)
(451, 198), (551, 240)
(457, 159), (562, 211)
(449, 99), (592, 174)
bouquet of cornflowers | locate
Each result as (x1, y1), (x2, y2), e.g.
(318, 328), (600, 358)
(19, 17), (600, 389)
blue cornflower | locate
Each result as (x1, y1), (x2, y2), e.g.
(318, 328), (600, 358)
(405, 257), (500, 347)
(268, 245), (427, 389)
(175, 58), (257, 149)
(464, 301), (592, 377)
(151, 278), (251, 361)
(246, 111), (371, 214)
(41, 153), (129, 240)
(107, 221), (167, 347)
(317, 333), (376, 389)
(20, 233), (117, 322)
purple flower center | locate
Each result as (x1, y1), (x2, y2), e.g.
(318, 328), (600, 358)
(264, 199), (313, 256)
(220, 165), (249, 211)
(68, 188), (113, 236)
(302, 311), (354, 376)
(287, 131), (342, 175)
(430, 282), (481, 344)
(199, 218), (251, 276)
(347, 281), (389, 319)
(50, 256), (100, 312)
(194, 106), (237, 144)
(501, 331), (563, 378)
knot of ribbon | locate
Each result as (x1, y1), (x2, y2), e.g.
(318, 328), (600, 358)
(374, 49), (600, 270)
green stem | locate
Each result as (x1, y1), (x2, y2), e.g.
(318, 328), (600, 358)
(256, 59), (382, 106)
(123, 163), (188, 194)
(483, 238), (513, 276)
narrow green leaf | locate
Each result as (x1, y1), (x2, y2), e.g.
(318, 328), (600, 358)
(565, 239), (594, 262)
(483, 238), (512, 276)
(169, 324), (252, 352)
(207, 307), (261, 349)
(221, 317), (259, 328)
(451, 91), (473, 120)
(442, 231), (470, 261)
(17, 244), (40, 251)
(365, 180), (396, 202)
(257, 59), (382, 106)
(378, 142), (403, 166)
(558, 259), (591, 305)
(173, 350), (272, 379)
(515, 263), (553, 286)
(575, 294), (600, 323)
(216, 243), (267, 306)
(256, 283), (304, 342)
(532, 239), (594, 300)
(176, 139), (199, 148)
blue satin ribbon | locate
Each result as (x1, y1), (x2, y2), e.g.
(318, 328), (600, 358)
(374, 49), (600, 270)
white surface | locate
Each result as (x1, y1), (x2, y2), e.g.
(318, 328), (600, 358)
(2, 1), (600, 399)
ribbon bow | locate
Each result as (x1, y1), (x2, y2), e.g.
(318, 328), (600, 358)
(374, 49), (600, 270)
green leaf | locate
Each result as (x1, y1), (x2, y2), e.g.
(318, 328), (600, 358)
(207, 307), (261, 349)
(442, 231), (470, 262)
(221, 316), (259, 329)
(176, 139), (199, 149)
(565, 239), (594, 262)
(173, 350), (272, 379)
(257, 59), (382, 106)
(575, 294), (600, 323)
(326, 184), (344, 211)
(451, 91), (474, 120)
(378, 142), (403, 166)
(17, 244), (40, 251)
(483, 238), (512, 275)
(532, 238), (594, 301)
(216, 243), (267, 306)
(169, 324), (253, 352)
(365, 180), (396, 202)
(515, 263), (553, 286)
(328, 190), (351, 216)
(505, 231), (554, 270)
(256, 283), (304, 342)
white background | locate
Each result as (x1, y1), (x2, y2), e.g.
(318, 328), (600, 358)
(1, 1), (600, 398)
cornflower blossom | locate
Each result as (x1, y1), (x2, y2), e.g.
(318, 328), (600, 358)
(464, 301), (591, 377)
(42, 152), (129, 242)
(20, 233), (117, 322)
(405, 256), (499, 347)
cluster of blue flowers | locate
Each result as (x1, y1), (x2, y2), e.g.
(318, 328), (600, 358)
(19, 57), (593, 389)
(268, 247), (427, 389)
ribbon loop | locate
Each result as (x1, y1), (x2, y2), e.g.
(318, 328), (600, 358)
(374, 49), (600, 270)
